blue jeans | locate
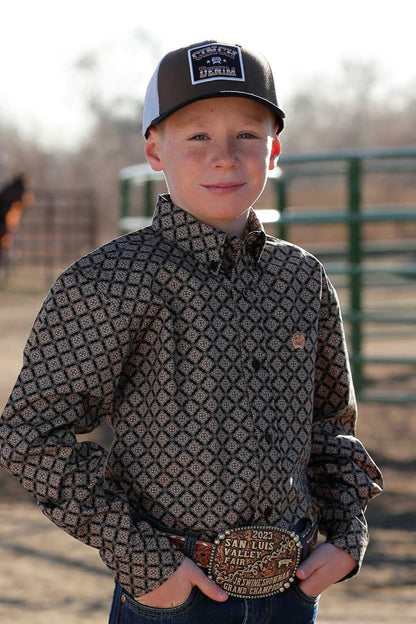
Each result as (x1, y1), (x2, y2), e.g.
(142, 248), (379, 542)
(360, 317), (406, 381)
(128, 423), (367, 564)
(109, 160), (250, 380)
(109, 581), (319, 624)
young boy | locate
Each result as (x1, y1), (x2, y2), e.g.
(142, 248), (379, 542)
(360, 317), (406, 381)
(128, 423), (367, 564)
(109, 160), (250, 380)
(0, 41), (382, 623)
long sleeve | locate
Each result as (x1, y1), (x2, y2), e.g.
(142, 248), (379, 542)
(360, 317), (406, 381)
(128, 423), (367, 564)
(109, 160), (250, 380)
(308, 269), (383, 572)
(0, 268), (184, 597)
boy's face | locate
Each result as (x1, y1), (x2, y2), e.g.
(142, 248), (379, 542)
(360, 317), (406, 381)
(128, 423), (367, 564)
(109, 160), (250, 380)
(145, 97), (281, 235)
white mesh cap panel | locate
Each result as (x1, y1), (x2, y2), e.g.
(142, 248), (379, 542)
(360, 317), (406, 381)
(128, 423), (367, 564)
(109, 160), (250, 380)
(142, 61), (161, 137)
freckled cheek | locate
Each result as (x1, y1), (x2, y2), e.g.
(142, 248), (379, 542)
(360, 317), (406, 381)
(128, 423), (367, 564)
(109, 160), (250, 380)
(238, 144), (270, 163)
(167, 145), (207, 168)
(181, 147), (209, 163)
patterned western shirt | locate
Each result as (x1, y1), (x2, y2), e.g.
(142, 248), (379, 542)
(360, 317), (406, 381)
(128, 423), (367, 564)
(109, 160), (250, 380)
(0, 194), (382, 598)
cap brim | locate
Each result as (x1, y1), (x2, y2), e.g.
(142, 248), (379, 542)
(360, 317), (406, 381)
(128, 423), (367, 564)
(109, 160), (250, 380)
(145, 91), (285, 137)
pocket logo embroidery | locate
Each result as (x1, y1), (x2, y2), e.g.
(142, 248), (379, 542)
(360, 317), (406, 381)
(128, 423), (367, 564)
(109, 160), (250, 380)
(292, 333), (305, 350)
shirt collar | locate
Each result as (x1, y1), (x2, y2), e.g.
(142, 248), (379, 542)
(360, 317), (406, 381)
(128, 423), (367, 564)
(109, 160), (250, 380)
(151, 194), (266, 274)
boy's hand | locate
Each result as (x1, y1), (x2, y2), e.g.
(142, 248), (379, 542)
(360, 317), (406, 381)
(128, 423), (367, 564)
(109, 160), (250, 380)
(137, 557), (228, 608)
(296, 543), (357, 598)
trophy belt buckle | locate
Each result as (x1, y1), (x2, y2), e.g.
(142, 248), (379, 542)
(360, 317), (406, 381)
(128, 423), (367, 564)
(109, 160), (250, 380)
(207, 525), (302, 599)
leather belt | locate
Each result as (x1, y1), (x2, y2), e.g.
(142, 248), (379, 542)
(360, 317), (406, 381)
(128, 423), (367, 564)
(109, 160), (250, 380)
(160, 521), (317, 569)
(159, 530), (213, 568)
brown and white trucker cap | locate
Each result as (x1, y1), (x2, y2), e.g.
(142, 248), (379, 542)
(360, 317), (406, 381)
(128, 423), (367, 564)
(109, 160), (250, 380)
(142, 40), (285, 137)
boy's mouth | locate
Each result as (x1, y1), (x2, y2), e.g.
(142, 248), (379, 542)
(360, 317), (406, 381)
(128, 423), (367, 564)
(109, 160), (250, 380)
(201, 183), (245, 193)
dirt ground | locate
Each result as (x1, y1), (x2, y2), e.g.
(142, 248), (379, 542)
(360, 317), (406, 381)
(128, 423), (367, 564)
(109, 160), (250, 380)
(0, 288), (415, 623)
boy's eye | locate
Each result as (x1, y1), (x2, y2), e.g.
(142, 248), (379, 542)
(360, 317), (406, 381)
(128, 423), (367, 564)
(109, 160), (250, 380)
(239, 132), (257, 139)
(190, 134), (208, 141)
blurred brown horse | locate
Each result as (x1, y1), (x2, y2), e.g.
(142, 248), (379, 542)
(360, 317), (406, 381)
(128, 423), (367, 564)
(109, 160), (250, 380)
(0, 174), (34, 263)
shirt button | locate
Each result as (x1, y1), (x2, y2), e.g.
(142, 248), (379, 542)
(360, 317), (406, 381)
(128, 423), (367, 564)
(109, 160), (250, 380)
(265, 432), (273, 444)
(264, 507), (273, 520)
(252, 357), (261, 371)
(209, 260), (219, 272)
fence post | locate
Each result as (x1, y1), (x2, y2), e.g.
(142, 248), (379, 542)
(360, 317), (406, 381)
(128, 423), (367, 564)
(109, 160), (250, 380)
(44, 191), (56, 286)
(144, 179), (153, 218)
(120, 178), (130, 219)
(347, 157), (364, 393)
(276, 177), (288, 240)
(88, 191), (97, 251)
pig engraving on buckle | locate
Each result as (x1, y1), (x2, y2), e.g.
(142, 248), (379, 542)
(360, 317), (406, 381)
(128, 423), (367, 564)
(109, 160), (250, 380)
(207, 525), (302, 599)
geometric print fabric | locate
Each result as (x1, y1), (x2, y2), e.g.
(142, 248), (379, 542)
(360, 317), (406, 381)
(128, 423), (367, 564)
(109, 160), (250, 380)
(0, 194), (383, 597)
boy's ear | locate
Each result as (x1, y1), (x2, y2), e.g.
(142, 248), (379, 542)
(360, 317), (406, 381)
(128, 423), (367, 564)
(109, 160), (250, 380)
(268, 136), (282, 170)
(144, 129), (164, 172)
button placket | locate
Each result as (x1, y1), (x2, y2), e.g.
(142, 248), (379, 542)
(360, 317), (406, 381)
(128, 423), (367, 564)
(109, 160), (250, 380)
(228, 259), (265, 509)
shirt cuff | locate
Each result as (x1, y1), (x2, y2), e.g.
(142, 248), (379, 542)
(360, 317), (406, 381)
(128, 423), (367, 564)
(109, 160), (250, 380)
(326, 513), (369, 580)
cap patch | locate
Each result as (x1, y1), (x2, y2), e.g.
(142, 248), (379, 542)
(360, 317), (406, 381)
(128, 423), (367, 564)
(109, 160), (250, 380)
(188, 43), (245, 84)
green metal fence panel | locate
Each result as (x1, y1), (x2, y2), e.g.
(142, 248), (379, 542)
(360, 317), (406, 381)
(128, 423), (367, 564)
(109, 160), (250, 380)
(274, 146), (416, 404)
(119, 146), (416, 403)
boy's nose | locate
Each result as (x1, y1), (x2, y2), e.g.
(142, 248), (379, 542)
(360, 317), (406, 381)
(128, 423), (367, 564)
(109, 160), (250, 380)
(211, 139), (239, 168)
